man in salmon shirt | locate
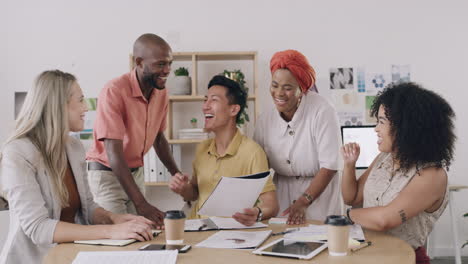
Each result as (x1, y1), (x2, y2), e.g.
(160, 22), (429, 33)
(86, 33), (187, 228)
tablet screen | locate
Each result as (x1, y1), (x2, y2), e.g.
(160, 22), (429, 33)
(262, 240), (324, 255)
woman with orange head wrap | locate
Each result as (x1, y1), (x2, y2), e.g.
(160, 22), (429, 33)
(254, 50), (341, 224)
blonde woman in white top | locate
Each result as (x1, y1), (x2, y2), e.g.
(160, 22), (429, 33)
(0, 70), (154, 264)
(254, 50), (341, 224)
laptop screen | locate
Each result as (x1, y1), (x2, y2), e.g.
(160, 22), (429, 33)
(341, 126), (380, 169)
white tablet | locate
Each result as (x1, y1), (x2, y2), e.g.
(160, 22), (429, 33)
(252, 238), (327, 260)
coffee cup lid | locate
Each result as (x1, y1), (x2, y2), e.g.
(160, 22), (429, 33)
(324, 215), (352, 226)
(165, 210), (186, 219)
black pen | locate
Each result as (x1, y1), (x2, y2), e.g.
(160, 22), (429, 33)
(351, 241), (372, 253)
(272, 228), (299, 236)
(198, 224), (207, 231)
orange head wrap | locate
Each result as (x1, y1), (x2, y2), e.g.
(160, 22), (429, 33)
(270, 49), (316, 93)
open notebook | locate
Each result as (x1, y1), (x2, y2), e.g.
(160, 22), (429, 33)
(74, 230), (161, 246)
(185, 217), (267, 231)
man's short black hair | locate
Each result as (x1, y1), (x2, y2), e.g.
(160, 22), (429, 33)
(208, 75), (247, 123)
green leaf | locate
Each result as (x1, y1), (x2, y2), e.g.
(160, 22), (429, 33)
(463, 241), (468, 248)
(244, 113), (250, 122)
(464, 213), (468, 217)
(174, 67), (189, 76)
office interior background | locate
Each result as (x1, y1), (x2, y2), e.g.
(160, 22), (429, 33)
(1, 0), (467, 258)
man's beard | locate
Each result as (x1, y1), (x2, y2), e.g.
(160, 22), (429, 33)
(142, 70), (165, 90)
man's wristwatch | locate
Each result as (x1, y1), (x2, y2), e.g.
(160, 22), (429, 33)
(256, 206), (263, 222)
(301, 192), (314, 205)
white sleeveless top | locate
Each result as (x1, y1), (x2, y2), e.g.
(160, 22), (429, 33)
(363, 153), (449, 249)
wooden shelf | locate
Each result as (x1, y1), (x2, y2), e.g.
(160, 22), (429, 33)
(168, 139), (205, 144)
(173, 51), (256, 61)
(169, 95), (256, 102)
(145, 182), (168, 186)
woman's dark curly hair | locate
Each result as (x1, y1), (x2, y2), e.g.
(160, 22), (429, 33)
(370, 82), (456, 172)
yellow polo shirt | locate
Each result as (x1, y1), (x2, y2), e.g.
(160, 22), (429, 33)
(190, 129), (276, 219)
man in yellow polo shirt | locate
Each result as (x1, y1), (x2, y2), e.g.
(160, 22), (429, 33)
(169, 75), (279, 226)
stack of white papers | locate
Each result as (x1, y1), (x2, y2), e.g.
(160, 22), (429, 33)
(284, 224), (365, 242)
(74, 230), (161, 246)
(198, 171), (270, 217)
(185, 217), (267, 231)
(72, 250), (177, 264)
(196, 230), (272, 249)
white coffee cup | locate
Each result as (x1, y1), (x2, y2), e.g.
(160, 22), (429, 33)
(325, 215), (352, 256)
(164, 210), (186, 245)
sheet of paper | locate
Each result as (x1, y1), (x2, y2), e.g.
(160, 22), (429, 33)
(185, 217), (267, 231)
(195, 230), (272, 249)
(268, 217), (287, 224)
(74, 230), (161, 246)
(198, 171), (270, 217)
(284, 224), (365, 242)
(72, 250), (177, 264)
(210, 217), (268, 229)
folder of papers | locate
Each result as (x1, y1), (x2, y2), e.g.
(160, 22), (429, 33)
(198, 171), (270, 217)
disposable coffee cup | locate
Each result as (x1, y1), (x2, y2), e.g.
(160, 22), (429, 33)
(324, 215), (352, 256)
(164, 210), (186, 245)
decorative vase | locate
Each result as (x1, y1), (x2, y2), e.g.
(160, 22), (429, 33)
(171, 76), (191, 95)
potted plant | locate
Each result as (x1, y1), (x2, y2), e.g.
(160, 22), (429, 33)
(190, 117), (198, 128)
(172, 67), (191, 95)
(222, 69), (250, 128)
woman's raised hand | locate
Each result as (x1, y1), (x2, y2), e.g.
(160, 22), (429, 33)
(341, 143), (360, 166)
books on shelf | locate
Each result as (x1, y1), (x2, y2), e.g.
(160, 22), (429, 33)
(178, 128), (209, 140)
(143, 146), (181, 183)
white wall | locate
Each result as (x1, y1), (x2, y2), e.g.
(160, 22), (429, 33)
(2, 0), (468, 256)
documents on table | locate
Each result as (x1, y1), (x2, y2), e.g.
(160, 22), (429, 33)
(284, 224), (365, 242)
(74, 230), (161, 246)
(268, 217), (287, 224)
(198, 171), (270, 217)
(185, 217), (267, 231)
(196, 230), (272, 249)
(72, 250), (177, 264)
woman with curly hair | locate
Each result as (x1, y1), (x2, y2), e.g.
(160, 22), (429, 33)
(341, 82), (455, 263)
